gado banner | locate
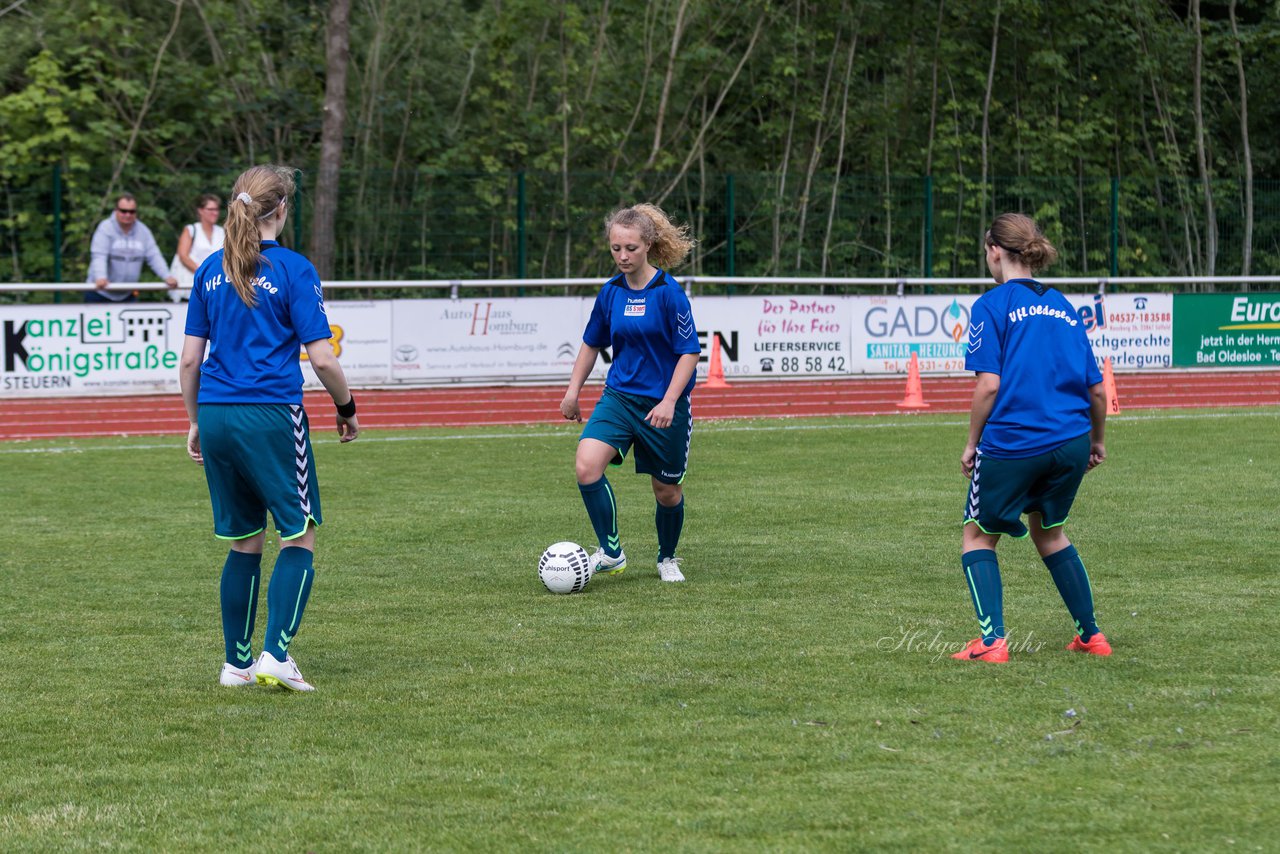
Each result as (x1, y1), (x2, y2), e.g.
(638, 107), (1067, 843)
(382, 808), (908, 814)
(1172, 293), (1280, 367)
(849, 295), (976, 374)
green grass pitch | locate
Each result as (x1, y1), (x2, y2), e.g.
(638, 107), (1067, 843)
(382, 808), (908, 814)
(1, 408), (1277, 851)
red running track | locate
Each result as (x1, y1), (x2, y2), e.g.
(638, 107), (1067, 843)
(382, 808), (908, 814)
(2, 371), (1279, 441)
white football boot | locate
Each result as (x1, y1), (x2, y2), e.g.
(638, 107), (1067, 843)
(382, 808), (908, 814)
(588, 548), (627, 576)
(657, 557), (686, 583)
(254, 651), (315, 692)
(219, 661), (257, 687)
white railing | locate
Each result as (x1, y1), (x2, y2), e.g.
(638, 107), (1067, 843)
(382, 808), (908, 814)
(3, 275), (1279, 299)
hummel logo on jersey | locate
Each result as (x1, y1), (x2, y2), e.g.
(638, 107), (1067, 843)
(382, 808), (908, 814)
(676, 311), (693, 339)
(967, 321), (984, 353)
(290, 405), (312, 514)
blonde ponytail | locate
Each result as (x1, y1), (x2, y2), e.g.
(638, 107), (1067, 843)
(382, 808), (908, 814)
(222, 165), (296, 307)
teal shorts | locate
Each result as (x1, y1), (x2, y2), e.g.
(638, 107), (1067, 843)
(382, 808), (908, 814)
(581, 387), (693, 484)
(198, 403), (323, 540)
(963, 432), (1090, 538)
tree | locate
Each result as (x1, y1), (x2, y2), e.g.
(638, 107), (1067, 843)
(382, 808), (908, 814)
(3, 0), (1280, 285)
(310, 0), (351, 280)
(1228, 0), (1253, 277)
(1191, 0), (1217, 279)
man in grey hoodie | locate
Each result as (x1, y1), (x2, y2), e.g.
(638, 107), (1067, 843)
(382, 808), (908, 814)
(85, 192), (177, 303)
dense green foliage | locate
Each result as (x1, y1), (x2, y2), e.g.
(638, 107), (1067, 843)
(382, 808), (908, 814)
(2, 0), (1279, 284)
(1, 409), (1277, 849)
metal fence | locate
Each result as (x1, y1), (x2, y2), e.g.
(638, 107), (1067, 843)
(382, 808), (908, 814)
(6, 277), (1278, 303)
(4, 167), (1279, 295)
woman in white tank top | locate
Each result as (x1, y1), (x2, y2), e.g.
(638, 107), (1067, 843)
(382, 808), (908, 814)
(170, 193), (225, 302)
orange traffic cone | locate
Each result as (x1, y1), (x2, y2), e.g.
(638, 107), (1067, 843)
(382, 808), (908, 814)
(1102, 356), (1121, 414)
(897, 352), (930, 409)
(704, 334), (730, 388)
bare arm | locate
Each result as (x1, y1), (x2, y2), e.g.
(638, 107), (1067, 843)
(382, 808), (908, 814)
(177, 226), (196, 272)
(560, 344), (601, 422)
(645, 352), (701, 428)
(304, 337), (359, 442)
(961, 371), (1000, 478)
(1086, 381), (1107, 471)
(179, 335), (207, 463)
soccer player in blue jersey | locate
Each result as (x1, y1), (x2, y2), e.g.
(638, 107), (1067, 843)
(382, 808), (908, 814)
(560, 204), (701, 583)
(953, 212), (1111, 663)
(179, 165), (359, 691)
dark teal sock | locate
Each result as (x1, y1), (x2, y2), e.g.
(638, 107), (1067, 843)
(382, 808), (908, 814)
(961, 549), (1005, 645)
(220, 550), (262, 668)
(264, 547), (315, 662)
(578, 477), (621, 557)
(655, 499), (684, 561)
(1043, 544), (1100, 641)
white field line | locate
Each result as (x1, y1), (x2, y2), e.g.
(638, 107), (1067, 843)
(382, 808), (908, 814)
(2, 408), (1276, 455)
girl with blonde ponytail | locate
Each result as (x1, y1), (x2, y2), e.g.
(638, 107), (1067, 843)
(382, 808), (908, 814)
(179, 164), (359, 692)
(559, 204), (702, 583)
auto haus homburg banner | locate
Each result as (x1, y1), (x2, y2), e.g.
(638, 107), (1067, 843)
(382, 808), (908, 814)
(388, 297), (585, 382)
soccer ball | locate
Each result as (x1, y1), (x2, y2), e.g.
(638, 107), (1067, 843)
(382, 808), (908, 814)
(538, 541), (591, 594)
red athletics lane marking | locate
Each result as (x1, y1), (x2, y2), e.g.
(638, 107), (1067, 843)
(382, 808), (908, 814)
(2, 371), (1279, 441)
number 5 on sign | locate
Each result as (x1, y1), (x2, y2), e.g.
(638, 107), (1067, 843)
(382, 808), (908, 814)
(299, 325), (344, 360)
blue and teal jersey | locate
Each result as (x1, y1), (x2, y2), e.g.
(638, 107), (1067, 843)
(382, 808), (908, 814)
(184, 241), (333, 404)
(964, 278), (1103, 458)
(583, 269), (700, 400)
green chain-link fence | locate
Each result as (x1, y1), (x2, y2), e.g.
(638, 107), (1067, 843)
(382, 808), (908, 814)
(4, 167), (1278, 299)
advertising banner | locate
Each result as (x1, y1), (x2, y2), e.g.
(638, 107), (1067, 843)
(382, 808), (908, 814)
(299, 301), (393, 388)
(1065, 292), (1173, 370)
(690, 295), (851, 378)
(849, 295), (977, 374)
(0, 291), (1242, 398)
(387, 297), (585, 382)
(0, 303), (185, 396)
(1172, 293), (1280, 367)
(0, 301), (385, 398)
